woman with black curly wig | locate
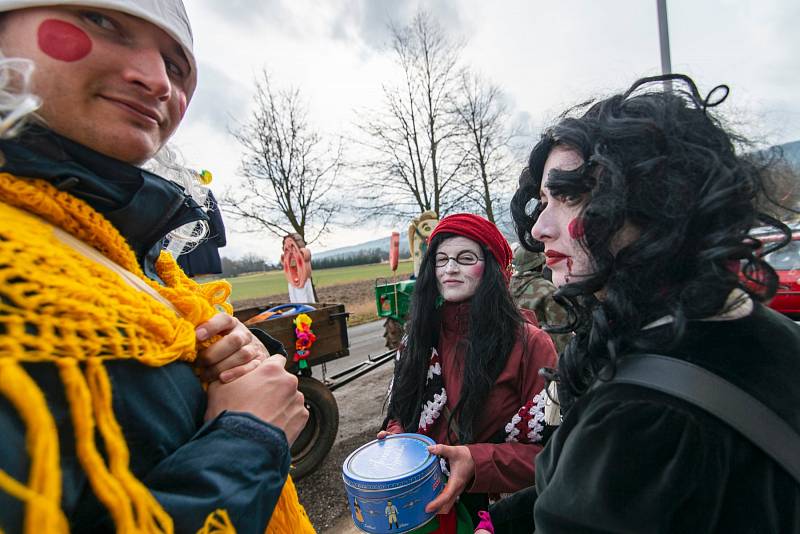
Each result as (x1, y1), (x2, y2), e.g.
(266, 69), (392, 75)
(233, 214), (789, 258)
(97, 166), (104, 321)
(380, 213), (557, 531)
(507, 74), (800, 532)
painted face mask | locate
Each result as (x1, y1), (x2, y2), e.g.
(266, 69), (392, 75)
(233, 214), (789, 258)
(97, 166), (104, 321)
(434, 236), (486, 303)
(530, 146), (592, 287)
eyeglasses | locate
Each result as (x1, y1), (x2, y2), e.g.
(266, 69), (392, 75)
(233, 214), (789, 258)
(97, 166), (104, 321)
(434, 252), (484, 268)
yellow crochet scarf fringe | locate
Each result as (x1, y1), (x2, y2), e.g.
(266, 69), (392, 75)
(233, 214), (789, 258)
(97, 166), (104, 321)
(0, 173), (314, 534)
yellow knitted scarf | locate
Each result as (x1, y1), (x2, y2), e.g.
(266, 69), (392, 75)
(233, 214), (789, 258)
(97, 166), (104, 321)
(0, 173), (314, 534)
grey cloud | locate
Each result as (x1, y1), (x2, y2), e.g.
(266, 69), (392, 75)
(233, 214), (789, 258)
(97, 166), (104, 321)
(329, 0), (468, 51)
(202, 0), (288, 29)
(347, 1), (414, 47)
(183, 61), (252, 129)
(201, 0), (468, 52)
(509, 110), (542, 159)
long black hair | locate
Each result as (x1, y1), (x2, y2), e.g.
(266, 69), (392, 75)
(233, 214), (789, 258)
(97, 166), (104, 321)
(510, 74), (791, 405)
(386, 232), (523, 444)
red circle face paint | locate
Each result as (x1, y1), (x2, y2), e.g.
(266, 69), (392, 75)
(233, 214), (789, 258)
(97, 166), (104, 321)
(568, 218), (585, 240)
(37, 19), (92, 62)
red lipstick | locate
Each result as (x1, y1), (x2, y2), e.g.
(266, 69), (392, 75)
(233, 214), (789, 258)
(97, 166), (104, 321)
(544, 250), (569, 266)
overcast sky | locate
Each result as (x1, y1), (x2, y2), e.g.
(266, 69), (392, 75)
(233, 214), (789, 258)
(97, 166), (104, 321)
(172, 0), (800, 262)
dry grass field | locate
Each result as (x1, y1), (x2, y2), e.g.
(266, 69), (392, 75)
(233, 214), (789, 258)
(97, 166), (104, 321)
(226, 261), (413, 325)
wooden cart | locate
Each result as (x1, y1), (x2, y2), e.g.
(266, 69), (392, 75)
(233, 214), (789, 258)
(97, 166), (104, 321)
(234, 302), (393, 479)
(235, 302), (351, 368)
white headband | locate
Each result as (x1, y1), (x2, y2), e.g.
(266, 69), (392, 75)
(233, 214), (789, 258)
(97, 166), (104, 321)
(0, 0), (196, 88)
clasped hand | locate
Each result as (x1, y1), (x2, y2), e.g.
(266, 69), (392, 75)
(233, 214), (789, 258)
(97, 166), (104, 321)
(197, 313), (309, 445)
(195, 312), (268, 383)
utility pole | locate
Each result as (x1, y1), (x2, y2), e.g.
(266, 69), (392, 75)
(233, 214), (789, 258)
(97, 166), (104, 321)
(656, 0), (673, 90)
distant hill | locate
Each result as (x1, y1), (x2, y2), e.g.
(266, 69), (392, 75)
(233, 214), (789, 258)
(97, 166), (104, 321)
(314, 210), (519, 262)
(754, 139), (800, 169)
(314, 234), (410, 261)
(778, 140), (800, 169)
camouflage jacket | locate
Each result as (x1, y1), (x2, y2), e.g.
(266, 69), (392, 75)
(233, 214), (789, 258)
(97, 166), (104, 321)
(510, 271), (571, 353)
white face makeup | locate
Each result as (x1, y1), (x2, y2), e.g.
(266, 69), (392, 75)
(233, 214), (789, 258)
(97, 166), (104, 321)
(530, 145), (642, 288)
(530, 146), (591, 287)
(434, 236), (485, 303)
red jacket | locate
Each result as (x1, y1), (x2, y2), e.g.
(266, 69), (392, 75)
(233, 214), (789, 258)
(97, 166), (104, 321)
(388, 301), (557, 493)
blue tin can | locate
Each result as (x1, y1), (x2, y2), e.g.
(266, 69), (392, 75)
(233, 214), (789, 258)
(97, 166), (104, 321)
(342, 433), (445, 533)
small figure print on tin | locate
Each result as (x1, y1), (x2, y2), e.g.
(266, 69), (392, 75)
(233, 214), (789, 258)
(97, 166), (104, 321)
(385, 500), (400, 529)
(353, 498), (364, 523)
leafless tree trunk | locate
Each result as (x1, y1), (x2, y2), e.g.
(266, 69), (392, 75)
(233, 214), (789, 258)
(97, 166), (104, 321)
(354, 11), (470, 220)
(453, 71), (519, 223)
(223, 71), (341, 244)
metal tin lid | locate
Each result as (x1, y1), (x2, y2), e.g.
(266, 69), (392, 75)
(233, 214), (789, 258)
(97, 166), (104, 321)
(342, 433), (437, 491)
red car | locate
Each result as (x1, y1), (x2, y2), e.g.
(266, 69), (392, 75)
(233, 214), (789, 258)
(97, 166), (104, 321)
(752, 225), (800, 319)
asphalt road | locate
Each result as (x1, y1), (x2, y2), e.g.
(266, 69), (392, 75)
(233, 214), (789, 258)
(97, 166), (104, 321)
(313, 319), (391, 379)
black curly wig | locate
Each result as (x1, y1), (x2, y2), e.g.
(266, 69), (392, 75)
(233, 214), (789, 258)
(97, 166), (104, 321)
(510, 74), (791, 405)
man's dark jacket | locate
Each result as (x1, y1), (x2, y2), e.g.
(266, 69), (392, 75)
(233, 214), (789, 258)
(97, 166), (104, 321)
(177, 190), (226, 277)
(0, 129), (290, 533)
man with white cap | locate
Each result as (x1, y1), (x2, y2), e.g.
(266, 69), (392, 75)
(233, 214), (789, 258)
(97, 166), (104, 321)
(0, 1), (311, 532)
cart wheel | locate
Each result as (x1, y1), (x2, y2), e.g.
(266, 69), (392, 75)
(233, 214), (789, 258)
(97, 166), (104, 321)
(290, 376), (339, 481)
(383, 317), (404, 350)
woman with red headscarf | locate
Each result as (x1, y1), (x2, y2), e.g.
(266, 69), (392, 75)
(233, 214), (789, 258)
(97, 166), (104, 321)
(380, 213), (558, 532)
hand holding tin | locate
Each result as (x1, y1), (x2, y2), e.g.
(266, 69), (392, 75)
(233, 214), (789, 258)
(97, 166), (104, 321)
(424, 444), (475, 515)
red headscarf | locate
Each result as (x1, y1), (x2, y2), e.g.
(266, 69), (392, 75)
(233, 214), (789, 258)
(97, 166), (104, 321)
(428, 213), (514, 282)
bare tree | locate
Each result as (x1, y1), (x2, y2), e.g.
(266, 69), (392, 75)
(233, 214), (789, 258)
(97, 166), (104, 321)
(354, 11), (470, 220)
(453, 71), (519, 223)
(224, 71), (341, 244)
